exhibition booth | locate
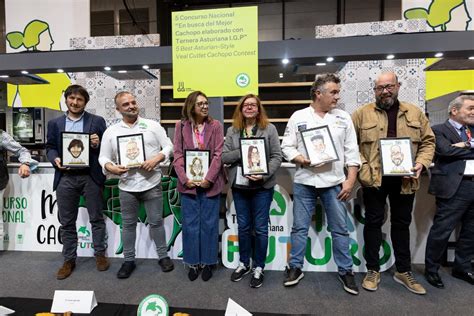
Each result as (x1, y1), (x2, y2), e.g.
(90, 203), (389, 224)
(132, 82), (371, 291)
(0, 1), (473, 315)
(2, 18), (471, 271)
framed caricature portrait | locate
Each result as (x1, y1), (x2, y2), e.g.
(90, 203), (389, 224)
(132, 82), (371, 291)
(300, 126), (339, 166)
(117, 134), (146, 168)
(61, 132), (90, 168)
(379, 137), (415, 176)
(185, 150), (210, 183)
(239, 138), (269, 176)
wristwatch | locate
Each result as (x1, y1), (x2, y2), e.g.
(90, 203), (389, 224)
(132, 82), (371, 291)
(465, 141), (471, 149)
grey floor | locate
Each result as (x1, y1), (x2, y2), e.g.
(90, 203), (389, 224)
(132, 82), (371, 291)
(0, 251), (472, 315)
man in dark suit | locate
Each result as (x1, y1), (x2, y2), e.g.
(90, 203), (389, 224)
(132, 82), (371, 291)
(425, 94), (474, 288)
(46, 84), (109, 280)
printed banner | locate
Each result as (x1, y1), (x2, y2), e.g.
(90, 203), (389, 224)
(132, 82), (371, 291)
(172, 6), (258, 98)
(5, 0), (90, 109)
(3, 173), (433, 269)
(222, 185), (396, 272)
(402, 0), (474, 100)
(2, 174), (183, 259)
(402, 0), (473, 31)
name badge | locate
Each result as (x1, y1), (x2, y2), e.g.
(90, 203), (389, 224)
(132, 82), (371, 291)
(297, 124), (307, 132)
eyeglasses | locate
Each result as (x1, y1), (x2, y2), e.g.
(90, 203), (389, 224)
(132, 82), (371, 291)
(374, 84), (397, 93)
(243, 103), (258, 108)
(195, 101), (209, 108)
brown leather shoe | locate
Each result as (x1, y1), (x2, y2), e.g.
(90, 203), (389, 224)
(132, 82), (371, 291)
(96, 255), (110, 271)
(57, 260), (75, 280)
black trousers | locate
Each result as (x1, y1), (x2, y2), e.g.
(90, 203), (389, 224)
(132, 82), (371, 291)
(363, 177), (415, 273)
(56, 174), (106, 261)
(425, 178), (474, 274)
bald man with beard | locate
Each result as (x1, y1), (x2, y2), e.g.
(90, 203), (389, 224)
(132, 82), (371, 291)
(352, 72), (435, 295)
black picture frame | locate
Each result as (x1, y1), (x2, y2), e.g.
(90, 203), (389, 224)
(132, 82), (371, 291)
(379, 137), (415, 176)
(300, 125), (339, 166)
(117, 133), (146, 168)
(61, 132), (90, 168)
(185, 149), (211, 183)
(239, 137), (269, 176)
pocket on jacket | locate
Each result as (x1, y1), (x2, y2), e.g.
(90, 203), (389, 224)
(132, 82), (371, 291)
(360, 123), (379, 143)
(406, 120), (421, 142)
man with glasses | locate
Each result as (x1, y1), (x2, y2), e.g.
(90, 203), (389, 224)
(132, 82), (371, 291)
(352, 72), (435, 294)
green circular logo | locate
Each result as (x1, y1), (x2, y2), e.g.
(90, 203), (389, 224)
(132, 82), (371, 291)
(236, 73), (250, 87)
(137, 294), (168, 316)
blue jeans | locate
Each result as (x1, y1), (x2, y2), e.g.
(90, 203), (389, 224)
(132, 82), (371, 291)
(233, 187), (274, 269)
(289, 183), (353, 274)
(181, 189), (220, 265)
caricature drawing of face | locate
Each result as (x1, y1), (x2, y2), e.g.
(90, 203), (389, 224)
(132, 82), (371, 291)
(251, 148), (260, 164)
(126, 140), (140, 161)
(311, 134), (326, 154)
(248, 145), (260, 168)
(191, 157), (203, 176)
(390, 144), (404, 166)
(68, 139), (84, 159)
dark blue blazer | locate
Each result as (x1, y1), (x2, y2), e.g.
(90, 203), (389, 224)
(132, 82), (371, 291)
(428, 121), (474, 199)
(46, 112), (107, 191)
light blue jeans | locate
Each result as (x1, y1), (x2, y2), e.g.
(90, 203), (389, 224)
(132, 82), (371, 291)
(289, 183), (353, 274)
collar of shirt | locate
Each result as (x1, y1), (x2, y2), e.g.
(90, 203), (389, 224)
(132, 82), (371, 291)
(65, 111), (85, 122)
(120, 117), (140, 129)
(65, 112), (85, 133)
(448, 118), (464, 133)
(241, 125), (258, 137)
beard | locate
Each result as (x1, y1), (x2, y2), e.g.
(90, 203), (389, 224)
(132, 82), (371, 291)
(122, 111), (139, 120)
(375, 92), (398, 110)
(392, 158), (402, 166)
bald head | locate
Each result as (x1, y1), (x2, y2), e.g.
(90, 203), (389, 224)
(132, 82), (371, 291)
(375, 72), (399, 86)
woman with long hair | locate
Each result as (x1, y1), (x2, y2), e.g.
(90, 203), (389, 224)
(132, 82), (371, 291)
(222, 94), (282, 288)
(173, 91), (225, 282)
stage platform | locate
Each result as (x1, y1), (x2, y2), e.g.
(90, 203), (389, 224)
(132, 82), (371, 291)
(0, 251), (472, 315)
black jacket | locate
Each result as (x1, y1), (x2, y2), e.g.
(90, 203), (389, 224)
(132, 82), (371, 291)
(46, 112), (106, 191)
(428, 120), (474, 199)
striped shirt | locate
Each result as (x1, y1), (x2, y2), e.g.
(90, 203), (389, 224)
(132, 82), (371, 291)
(1, 130), (31, 164)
